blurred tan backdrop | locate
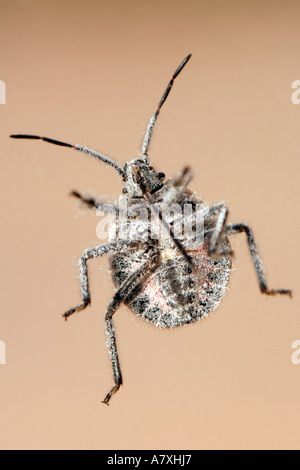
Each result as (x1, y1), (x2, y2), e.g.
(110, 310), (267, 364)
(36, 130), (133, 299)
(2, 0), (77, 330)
(1, 0), (300, 450)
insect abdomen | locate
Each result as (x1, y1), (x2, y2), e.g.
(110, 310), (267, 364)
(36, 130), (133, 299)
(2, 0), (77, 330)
(110, 243), (231, 329)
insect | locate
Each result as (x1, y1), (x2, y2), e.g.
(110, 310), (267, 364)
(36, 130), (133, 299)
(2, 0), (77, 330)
(11, 54), (292, 405)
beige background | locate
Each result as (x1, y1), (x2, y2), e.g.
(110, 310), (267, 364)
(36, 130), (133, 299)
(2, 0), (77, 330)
(1, 0), (300, 450)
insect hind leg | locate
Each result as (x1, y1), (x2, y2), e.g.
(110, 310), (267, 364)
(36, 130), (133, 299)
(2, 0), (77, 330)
(226, 222), (292, 297)
(102, 247), (160, 405)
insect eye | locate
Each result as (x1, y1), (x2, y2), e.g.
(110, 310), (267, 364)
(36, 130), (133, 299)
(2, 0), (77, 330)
(157, 172), (165, 180)
(150, 183), (164, 195)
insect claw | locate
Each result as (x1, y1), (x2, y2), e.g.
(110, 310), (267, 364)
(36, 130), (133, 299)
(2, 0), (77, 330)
(263, 288), (293, 297)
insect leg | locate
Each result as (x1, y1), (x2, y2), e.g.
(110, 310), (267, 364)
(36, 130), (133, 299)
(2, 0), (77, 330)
(207, 203), (228, 255)
(226, 223), (292, 296)
(102, 248), (160, 405)
(70, 190), (119, 214)
(160, 166), (193, 206)
(63, 240), (142, 320)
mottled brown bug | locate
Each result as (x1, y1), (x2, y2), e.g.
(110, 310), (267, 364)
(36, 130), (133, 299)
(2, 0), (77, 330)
(10, 54), (292, 405)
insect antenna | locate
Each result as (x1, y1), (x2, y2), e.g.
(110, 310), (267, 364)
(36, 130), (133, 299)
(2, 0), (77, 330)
(10, 134), (125, 179)
(142, 53), (192, 157)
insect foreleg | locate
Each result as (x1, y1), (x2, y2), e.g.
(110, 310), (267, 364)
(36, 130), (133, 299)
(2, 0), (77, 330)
(71, 190), (119, 214)
(63, 240), (143, 320)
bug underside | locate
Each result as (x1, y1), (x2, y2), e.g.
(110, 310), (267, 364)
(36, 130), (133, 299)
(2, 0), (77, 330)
(109, 189), (232, 328)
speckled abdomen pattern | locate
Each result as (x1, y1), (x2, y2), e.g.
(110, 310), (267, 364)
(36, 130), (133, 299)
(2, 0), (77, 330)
(110, 240), (231, 328)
